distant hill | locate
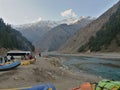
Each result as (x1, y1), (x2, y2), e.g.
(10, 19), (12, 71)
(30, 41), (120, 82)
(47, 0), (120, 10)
(0, 18), (34, 51)
(60, 1), (120, 53)
(35, 17), (94, 51)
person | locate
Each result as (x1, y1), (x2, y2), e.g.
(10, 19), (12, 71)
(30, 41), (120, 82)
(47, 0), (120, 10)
(25, 53), (29, 60)
(10, 55), (14, 62)
(21, 55), (25, 60)
(0, 57), (4, 65)
(0, 57), (3, 64)
(4, 56), (7, 63)
(39, 52), (41, 57)
(29, 54), (33, 59)
(7, 55), (11, 61)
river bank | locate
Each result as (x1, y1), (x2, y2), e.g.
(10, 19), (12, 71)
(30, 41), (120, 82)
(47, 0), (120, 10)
(73, 52), (120, 59)
(0, 52), (120, 90)
(49, 52), (120, 59)
(0, 55), (102, 90)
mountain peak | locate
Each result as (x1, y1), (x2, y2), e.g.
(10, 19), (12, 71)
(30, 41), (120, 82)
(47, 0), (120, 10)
(59, 16), (95, 25)
(59, 1), (120, 53)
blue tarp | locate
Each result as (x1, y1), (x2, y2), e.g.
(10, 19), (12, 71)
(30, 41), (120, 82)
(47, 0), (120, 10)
(0, 61), (20, 71)
(23, 84), (56, 90)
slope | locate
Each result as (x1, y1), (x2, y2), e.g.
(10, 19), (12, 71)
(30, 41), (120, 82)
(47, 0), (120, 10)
(14, 21), (58, 45)
(0, 18), (34, 51)
(36, 17), (94, 51)
(60, 1), (120, 53)
(78, 3), (120, 52)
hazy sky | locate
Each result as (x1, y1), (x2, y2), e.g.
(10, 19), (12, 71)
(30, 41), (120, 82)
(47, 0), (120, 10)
(0, 0), (119, 25)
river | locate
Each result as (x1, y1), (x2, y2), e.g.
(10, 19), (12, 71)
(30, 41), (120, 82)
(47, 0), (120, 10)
(48, 53), (120, 80)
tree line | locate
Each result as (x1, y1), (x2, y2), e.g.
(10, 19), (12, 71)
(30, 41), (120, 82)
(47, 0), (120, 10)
(0, 18), (35, 51)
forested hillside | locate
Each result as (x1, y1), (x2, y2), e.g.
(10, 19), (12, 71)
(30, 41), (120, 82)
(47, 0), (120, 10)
(0, 18), (34, 51)
(59, 1), (120, 53)
(78, 4), (120, 52)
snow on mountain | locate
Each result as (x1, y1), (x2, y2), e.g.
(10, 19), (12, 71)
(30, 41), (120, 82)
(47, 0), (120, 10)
(59, 16), (95, 25)
(13, 16), (95, 51)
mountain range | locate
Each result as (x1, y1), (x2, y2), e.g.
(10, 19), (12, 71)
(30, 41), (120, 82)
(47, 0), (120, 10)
(60, 1), (120, 53)
(14, 17), (94, 51)
(14, 20), (58, 45)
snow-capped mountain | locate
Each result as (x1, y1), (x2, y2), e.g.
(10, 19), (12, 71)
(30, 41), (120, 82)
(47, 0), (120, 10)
(59, 16), (95, 25)
(14, 16), (95, 51)
(14, 20), (59, 45)
(35, 17), (95, 51)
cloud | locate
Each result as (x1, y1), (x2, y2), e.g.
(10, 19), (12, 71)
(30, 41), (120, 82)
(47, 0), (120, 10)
(61, 9), (77, 18)
(37, 17), (42, 21)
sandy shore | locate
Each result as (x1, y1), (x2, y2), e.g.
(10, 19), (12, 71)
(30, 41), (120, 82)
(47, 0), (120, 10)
(0, 55), (102, 90)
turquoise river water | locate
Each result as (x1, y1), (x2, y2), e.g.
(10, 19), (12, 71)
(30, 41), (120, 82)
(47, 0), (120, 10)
(50, 54), (120, 80)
